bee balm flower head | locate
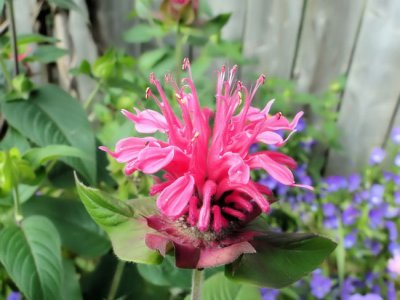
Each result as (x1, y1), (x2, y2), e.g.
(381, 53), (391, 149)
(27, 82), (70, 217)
(100, 59), (312, 268)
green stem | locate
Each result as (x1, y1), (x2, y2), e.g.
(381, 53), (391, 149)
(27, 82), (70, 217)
(84, 82), (101, 111)
(0, 57), (12, 90)
(6, 0), (20, 76)
(12, 186), (22, 223)
(191, 269), (203, 300)
(107, 260), (125, 300)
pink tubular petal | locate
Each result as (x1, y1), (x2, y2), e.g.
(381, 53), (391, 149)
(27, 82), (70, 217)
(257, 151), (297, 169)
(99, 137), (156, 163)
(248, 154), (295, 186)
(157, 174), (195, 218)
(188, 196), (200, 226)
(224, 192), (253, 212)
(196, 241), (256, 268)
(197, 180), (217, 232)
(122, 108), (168, 133)
(136, 146), (175, 174)
(222, 207), (246, 220)
(211, 205), (228, 233)
(256, 131), (284, 145)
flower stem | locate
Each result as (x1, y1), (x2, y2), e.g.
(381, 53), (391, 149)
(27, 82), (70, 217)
(191, 269), (203, 300)
(107, 260), (125, 300)
(84, 82), (101, 111)
(12, 186), (22, 224)
(6, 0), (20, 76)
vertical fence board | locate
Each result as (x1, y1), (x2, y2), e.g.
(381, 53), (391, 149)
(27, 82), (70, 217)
(207, 0), (247, 41)
(242, 0), (303, 79)
(293, 0), (365, 94)
(327, 0), (400, 174)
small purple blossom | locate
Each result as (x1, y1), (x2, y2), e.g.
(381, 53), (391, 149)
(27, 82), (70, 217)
(323, 176), (347, 193)
(249, 143), (260, 154)
(387, 281), (396, 300)
(386, 221), (398, 241)
(369, 147), (386, 165)
(383, 171), (394, 182)
(368, 206), (386, 228)
(394, 191), (400, 205)
(342, 205), (359, 226)
(296, 118), (306, 132)
(369, 184), (384, 205)
(260, 288), (280, 300)
(394, 153), (400, 167)
(300, 139), (315, 152)
(7, 292), (21, 300)
(349, 294), (383, 300)
(322, 203), (337, 217)
(344, 230), (358, 249)
(310, 270), (333, 299)
(391, 127), (400, 144)
(259, 176), (278, 190)
(364, 239), (382, 255)
(324, 216), (338, 229)
(348, 173), (361, 192)
(341, 277), (356, 300)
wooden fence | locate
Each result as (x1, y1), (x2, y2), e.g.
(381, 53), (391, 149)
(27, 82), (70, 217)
(12, 0), (400, 175)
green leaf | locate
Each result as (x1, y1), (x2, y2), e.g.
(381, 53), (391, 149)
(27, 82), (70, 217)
(123, 23), (166, 43)
(0, 127), (30, 153)
(202, 272), (261, 300)
(225, 232), (336, 288)
(75, 175), (162, 264)
(137, 256), (192, 288)
(138, 47), (170, 72)
(30, 46), (68, 63)
(0, 216), (63, 300)
(61, 259), (83, 300)
(1, 84), (97, 183)
(16, 33), (58, 45)
(23, 145), (88, 169)
(22, 196), (110, 257)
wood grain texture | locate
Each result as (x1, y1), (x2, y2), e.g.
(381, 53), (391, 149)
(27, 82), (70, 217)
(207, 0), (247, 41)
(327, 0), (400, 174)
(242, 0), (303, 79)
(293, 0), (365, 94)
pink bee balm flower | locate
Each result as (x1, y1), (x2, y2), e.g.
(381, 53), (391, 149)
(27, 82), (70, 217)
(101, 59), (312, 268)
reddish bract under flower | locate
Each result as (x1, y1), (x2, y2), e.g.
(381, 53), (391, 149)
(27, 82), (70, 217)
(101, 59), (312, 268)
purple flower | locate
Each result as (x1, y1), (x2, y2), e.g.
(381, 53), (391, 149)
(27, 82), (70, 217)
(341, 277), (356, 300)
(348, 174), (361, 192)
(394, 191), (400, 205)
(369, 147), (385, 165)
(386, 221), (398, 241)
(323, 176), (347, 192)
(322, 203), (337, 217)
(364, 239), (382, 255)
(7, 292), (21, 300)
(393, 175), (400, 185)
(383, 171), (394, 182)
(344, 230), (358, 249)
(391, 127), (400, 144)
(369, 206), (386, 228)
(310, 270), (333, 299)
(260, 288), (279, 300)
(349, 294), (383, 300)
(369, 184), (384, 205)
(296, 118), (306, 132)
(387, 281), (396, 300)
(394, 153), (400, 167)
(342, 205), (360, 226)
(388, 242), (400, 256)
(324, 216), (339, 229)
(259, 176), (278, 190)
(300, 139), (315, 152)
(249, 143), (260, 154)
(371, 284), (381, 295)
(303, 191), (316, 203)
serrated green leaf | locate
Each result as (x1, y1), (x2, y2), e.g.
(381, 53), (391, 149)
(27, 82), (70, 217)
(1, 85), (97, 183)
(23, 145), (88, 169)
(22, 196), (110, 257)
(0, 216), (63, 300)
(75, 176), (162, 264)
(123, 23), (165, 43)
(202, 272), (261, 300)
(225, 232), (336, 288)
